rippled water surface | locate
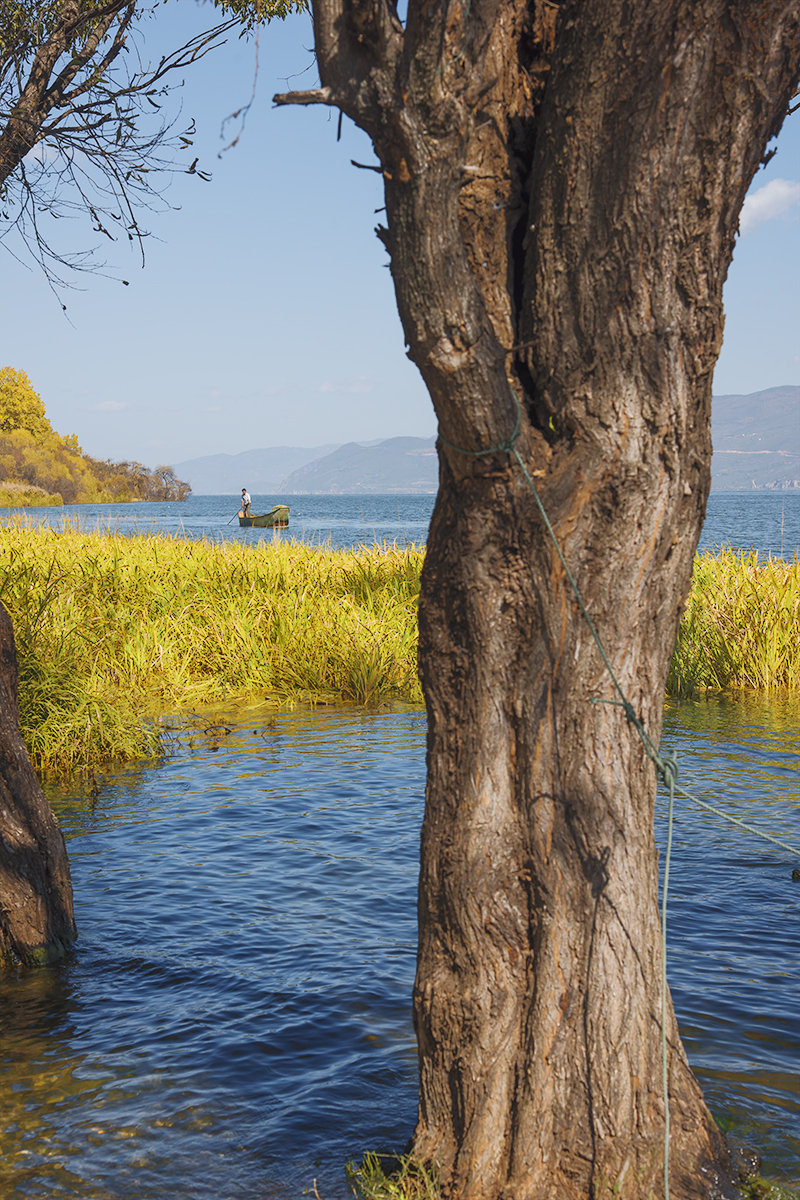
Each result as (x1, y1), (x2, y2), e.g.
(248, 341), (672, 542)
(1, 698), (798, 1197)
(661, 695), (800, 1179)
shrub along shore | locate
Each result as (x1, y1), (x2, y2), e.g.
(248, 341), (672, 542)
(0, 482), (63, 506)
(0, 527), (797, 774)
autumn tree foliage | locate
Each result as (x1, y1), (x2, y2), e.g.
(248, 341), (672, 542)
(0, 366), (190, 503)
(0, 365), (50, 436)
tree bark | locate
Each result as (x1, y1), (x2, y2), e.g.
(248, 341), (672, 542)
(0, 603), (76, 967)
(279, 1), (800, 1195)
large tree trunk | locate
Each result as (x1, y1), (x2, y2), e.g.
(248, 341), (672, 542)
(415, 469), (718, 1198)
(0, 604), (76, 966)
(278, 1), (800, 1195)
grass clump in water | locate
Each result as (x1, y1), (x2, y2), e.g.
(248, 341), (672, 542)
(345, 1153), (443, 1199)
(0, 527), (423, 773)
(667, 548), (800, 697)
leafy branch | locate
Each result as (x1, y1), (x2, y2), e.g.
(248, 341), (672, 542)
(0, 0), (305, 280)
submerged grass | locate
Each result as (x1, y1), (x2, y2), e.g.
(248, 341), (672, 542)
(0, 527), (423, 773)
(340, 1156), (799, 1200)
(740, 1176), (800, 1200)
(0, 528), (798, 774)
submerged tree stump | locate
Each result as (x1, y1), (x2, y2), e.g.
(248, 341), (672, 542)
(0, 603), (76, 966)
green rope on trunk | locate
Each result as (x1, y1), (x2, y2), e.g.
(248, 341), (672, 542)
(439, 388), (800, 1198)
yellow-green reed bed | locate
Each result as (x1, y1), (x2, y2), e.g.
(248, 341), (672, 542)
(0, 527), (423, 774)
(0, 529), (797, 775)
(668, 548), (800, 697)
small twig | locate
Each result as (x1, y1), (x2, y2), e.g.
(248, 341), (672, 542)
(351, 159), (382, 173)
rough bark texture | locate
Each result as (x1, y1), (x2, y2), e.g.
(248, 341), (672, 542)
(277, 2), (800, 1196)
(0, 603), (76, 966)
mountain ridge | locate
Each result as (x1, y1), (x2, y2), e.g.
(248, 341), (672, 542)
(172, 444), (338, 494)
(280, 436), (437, 493)
(173, 386), (799, 494)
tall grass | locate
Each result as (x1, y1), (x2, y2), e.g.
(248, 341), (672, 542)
(0, 527), (423, 773)
(667, 548), (800, 697)
(0, 529), (797, 774)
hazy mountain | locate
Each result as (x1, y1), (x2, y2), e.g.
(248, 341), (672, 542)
(172, 387), (798, 495)
(277, 386), (798, 493)
(280, 437), (438, 493)
(172, 445), (337, 495)
(711, 385), (800, 490)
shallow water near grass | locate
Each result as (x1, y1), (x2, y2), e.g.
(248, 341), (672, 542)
(1, 697), (798, 1198)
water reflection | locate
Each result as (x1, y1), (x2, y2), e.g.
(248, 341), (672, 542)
(0, 699), (797, 1196)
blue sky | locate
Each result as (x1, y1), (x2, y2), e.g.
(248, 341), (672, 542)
(2, 5), (798, 468)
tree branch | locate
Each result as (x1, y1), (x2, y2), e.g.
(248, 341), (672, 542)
(309, 0), (403, 133)
(273, 86), (335, 106)
(45, 4), (135, 111)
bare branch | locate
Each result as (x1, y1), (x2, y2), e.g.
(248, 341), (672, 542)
(0, 0), (297, 280)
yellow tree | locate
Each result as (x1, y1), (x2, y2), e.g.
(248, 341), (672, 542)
(0, 366), (51, 437)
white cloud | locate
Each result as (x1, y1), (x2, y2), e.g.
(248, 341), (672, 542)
(740, 178), (800, 235)
(318, 376), (374, 395)
(91, 400), (128, 412)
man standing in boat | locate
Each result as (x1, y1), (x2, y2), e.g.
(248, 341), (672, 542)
(241, 488), (251, 517)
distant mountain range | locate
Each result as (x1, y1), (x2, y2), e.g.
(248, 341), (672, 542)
(281, 437), (438, 493)
(172, 444), (338, 494)
(174, 386), (799, 494)
(708, 385), (800, 490)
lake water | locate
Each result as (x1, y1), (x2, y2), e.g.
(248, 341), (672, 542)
(0, 491), (798, 1195)
(0, 697), (797, 1198)
(3, 490), (800, 558)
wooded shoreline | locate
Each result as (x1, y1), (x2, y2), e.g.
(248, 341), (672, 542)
(0, 527), (796, 775)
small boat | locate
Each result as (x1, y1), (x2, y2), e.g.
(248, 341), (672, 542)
(238, 505), (289, 529)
